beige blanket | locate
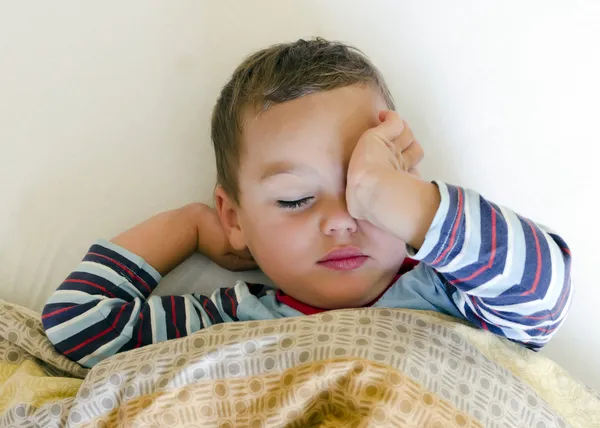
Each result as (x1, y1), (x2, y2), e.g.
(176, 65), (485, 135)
(1, 299), (598, 427)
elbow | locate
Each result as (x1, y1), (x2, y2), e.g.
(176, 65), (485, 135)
(525, 279), (573, 349)
(41, 296), (89, 353)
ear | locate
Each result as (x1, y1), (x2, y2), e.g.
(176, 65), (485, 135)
(214, 185), (247, 252)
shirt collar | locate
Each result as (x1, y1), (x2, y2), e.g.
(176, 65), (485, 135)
(275, 258), (419, 315)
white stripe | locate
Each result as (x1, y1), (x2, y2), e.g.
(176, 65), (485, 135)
(77, 261), (145, 299)
(484, 227), (567, 313)
(466, 207), (525, 296)
(149, 298), (158, 343)
(184, 297), (192, 335)
(436, 189), (477, 272)
(77, 299), (141, 367)
(454, 206), (527, 297)
(199, 307), (211, 328)
(146, 296), (168, 343)
(456, 292), (532, 342)
(95, 239), (144, 269)
(46, 290), (107, 305)
(190, 297), (212, 328)
(462, 295), (554, 346)
(79, 260), (121, 276)
(210, 288), (233, 323)
(185, 295), (202, 332)
(408, 182), (450, 260)
(477, 304), (555, 331)
(234, 280), (250, 301)
(95, 239), (162, 283)
(45, 299), (110, 335)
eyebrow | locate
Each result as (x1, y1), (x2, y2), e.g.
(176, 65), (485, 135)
(259, 161), (317, 181)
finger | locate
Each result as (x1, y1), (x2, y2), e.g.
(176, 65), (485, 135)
(400, 140), (424, 170)
(393, 120), (415, 152)
(371, 110), (404, 142)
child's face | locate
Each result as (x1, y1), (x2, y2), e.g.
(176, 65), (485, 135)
(228, 85), (406, 309)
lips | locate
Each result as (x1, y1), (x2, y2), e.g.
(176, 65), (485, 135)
(318, 247), (368, 271)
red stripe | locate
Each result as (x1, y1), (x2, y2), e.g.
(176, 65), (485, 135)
(520, 221), (542, 296)
(64, 304), (127, 356)
(203, 300), (216, 323)
(450, 208), (497, 285)
(432, 188), (464, 266)
(533, 325), (558, 334)
(42, 305), (76, 319)
(561, 247), (571, 256)
(88, 252), (153, 294)
(486, 278), (571, 323)
(522, 279), (572, 321)
(64, 279), (116, 298)
(224, 288), (237, 318)
(276, 291), (326, 315)
(171, 296), (180, 338)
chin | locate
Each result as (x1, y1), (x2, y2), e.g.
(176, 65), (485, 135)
(311, 282), (378, 309)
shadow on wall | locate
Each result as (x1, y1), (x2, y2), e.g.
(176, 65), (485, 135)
(2, 1), (330, 311)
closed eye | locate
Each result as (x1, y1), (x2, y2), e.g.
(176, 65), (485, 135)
(277, 197), (314, 210)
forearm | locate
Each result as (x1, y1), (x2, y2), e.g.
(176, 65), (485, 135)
(41, 236), (263, 367)
(111, 203), (206, 276)
(367, 170), (440, 248)
(411, 182), (572, 348)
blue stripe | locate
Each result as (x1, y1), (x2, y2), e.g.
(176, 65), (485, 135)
(45, 291), (105, 306)
(446, 201), (508, 291)
(42, 301), (97, 329)
(74, 262), (144, 300)
(45, 299), (126, 345)
(62, 271), (133, 301)
(425, 184), (462, 266)
(95, 239), (162, 283)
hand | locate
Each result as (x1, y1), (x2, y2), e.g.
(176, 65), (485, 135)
(346, 110), (424, 224)
(196, 206), (258, 272)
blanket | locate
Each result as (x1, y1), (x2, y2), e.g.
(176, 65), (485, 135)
(1, 298), (598, 427)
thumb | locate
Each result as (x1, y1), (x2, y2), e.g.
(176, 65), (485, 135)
(374, 110), (405, 141)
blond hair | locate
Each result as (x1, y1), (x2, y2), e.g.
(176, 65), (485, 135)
(211, 37), (395, 203)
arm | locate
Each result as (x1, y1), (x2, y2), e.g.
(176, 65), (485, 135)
(111, 203), (255, 275)
(407, 182), (572, 349)
(347, 111), (572, 348)
(42, 204), (260, 367)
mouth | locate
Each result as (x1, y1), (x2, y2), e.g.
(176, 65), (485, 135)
(317, 247), (369, 271)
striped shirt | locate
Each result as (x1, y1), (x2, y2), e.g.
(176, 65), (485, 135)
(42, 182), (572, 368)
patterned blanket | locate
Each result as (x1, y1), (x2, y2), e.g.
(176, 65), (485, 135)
(1, 299), (598, 427)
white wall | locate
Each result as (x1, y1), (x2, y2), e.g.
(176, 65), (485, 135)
(1, 1), (598, 389)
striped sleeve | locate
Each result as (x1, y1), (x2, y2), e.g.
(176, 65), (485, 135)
(41, 240), (271, 368)
(409, 182), (572, 350)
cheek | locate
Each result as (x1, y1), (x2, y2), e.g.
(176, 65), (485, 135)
(241, 209), (316, 263)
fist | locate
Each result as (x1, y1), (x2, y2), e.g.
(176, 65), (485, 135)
(346, 111), (424, 224)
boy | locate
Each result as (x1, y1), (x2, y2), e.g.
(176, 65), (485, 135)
(42, 38), (572, 368)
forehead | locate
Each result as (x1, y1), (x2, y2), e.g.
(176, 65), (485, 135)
(240, 85), (387, 179)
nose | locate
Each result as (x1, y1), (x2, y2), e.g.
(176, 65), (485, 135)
(320, 196), (358, 236)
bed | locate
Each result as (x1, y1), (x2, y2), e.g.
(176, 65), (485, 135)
(1, 298), (598, 428)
